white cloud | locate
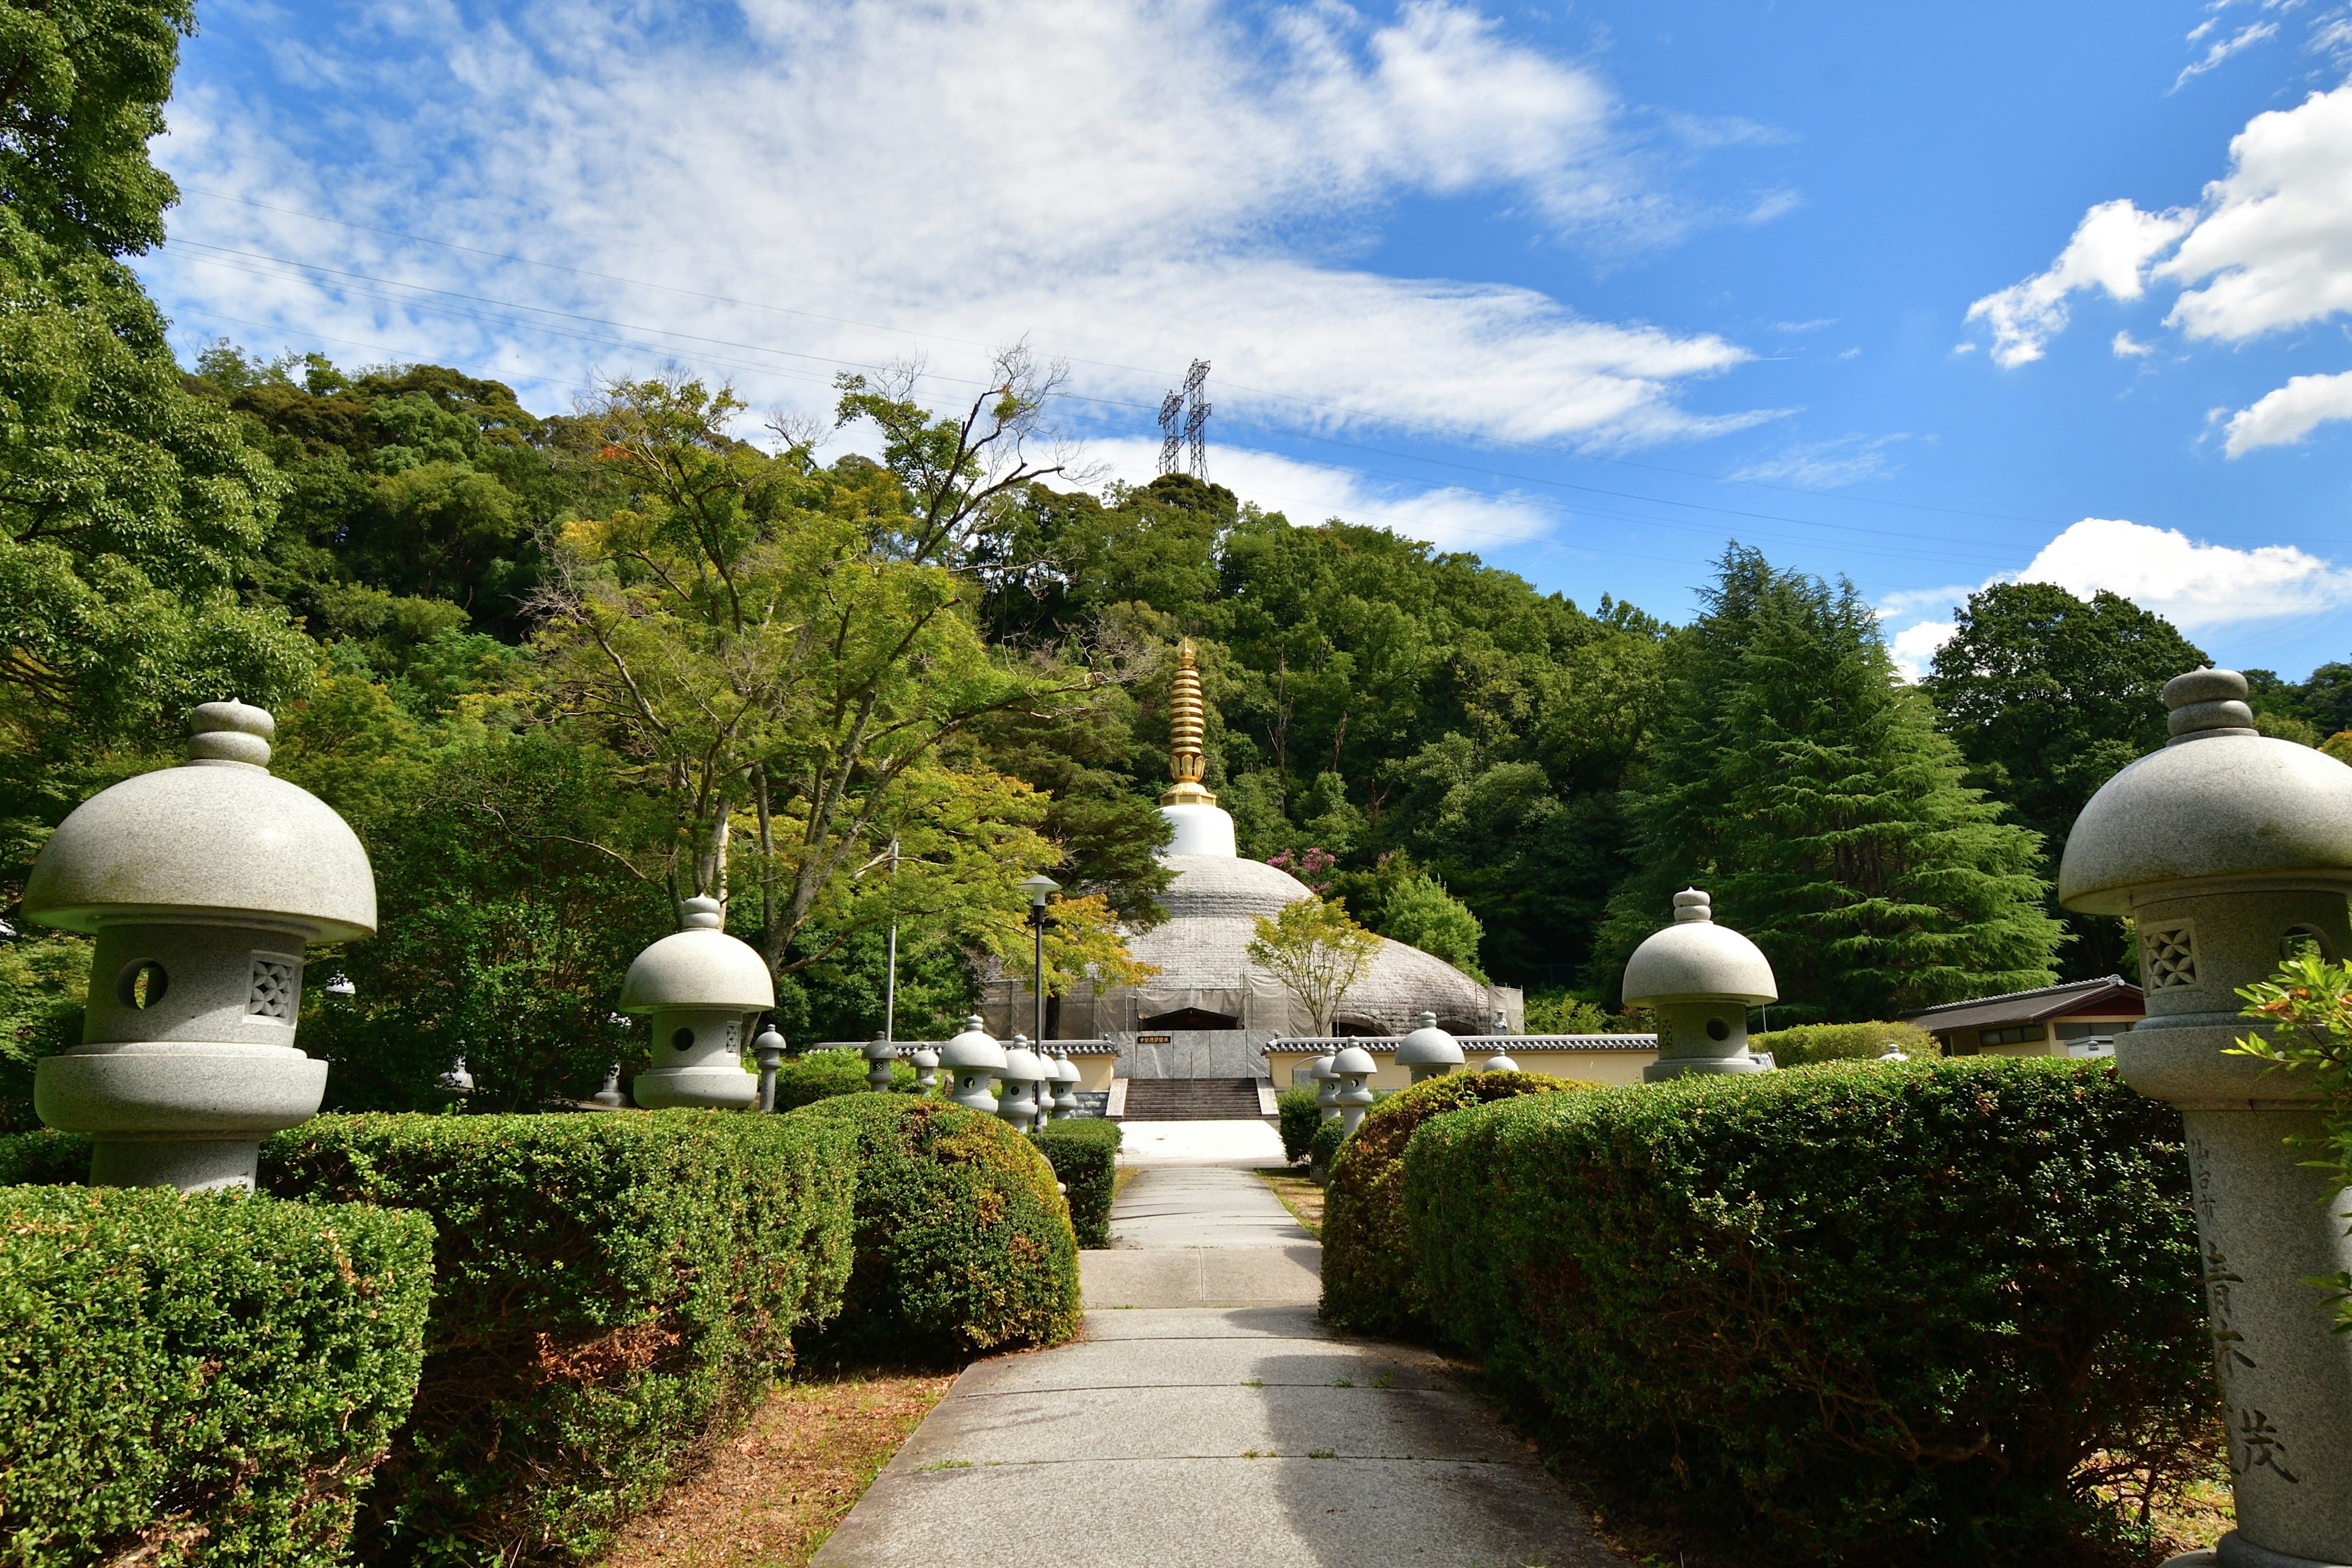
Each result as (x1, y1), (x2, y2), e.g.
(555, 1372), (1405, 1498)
(2015, 517), (2352, 629)
(2113, 330), (2157, 357)
(2158, 83), (2352, 342)
(1887, 619), (1958, 680)
(1732, 432), (1905, 487)
(2173, 20), (2278, 89)
(1090, 438), (1556, 550)
(140, 0), (1765, 452)
(2221, 367), (2352, 452)
(1963, 200), (2193, 367)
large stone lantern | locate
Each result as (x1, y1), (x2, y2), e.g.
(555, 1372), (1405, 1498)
(24, 701), (376, 1191)
(621, 895), (772, 1110)
(998, 1035), (1044, 1133)
(1394, 1012), (1465, 1084)
(1050, 1049), (1081, 1116)
(2060, 668), (2352, 1568)
(1623, 889), (1776, 1082)
(941, 1015), (1004, 1114)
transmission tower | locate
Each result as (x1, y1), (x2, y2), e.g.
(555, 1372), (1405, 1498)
(1181, 359), (1210, 480)
(1156, 388), (1183, 477)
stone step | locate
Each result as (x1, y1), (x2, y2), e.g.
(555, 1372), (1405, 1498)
(1115, 1077), (1268, 1121)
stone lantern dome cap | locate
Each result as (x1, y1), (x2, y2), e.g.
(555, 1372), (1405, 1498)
(1001, 1036), (1045, 1082)
(1393, 1011), (1466, 1068)
(1332, 1044), (1376, 1074)
(619, 896), (777, 1012)
(24, 701), (376, 940)
(1621, 889), (1777, 1006)
(941, 1014), (1007, 1072)
(2060, 668), (2352, 916)
(1052, 1054), (1082, 1085)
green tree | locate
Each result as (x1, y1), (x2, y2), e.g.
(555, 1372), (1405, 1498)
(1600, 548), (2062, 1020)
(1248, 896), (1381, 1035)
(0, 0), (190, 256)
(1378, 870), (1487, 979)
(1923, 581), (2207, 979)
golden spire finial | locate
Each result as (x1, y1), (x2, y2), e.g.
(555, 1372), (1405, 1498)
(1161, 638), (1216, 807)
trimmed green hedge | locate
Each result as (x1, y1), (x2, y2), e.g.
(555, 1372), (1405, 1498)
(1404, 1059), (2208, 1564)
(793, 1095), (1079, 1362)
(771, 1049), (921, 1111)
(1033, 1116), (1121, 1247)
(1276, 1086), (1320, 1164)
(1308, 1114), (1343, 1174)
(0, 1185), (433, 1568)
(1752, 1019), (1939, 1066)
(0, 1126), (91, 1185)
(1320, 1070), (1585, 1336)
(262, 1110), (855, 1567)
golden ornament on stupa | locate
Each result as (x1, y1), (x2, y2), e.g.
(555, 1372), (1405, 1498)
(1160, 638), (1216, 807)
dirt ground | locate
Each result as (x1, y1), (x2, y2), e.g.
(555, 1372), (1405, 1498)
(600, 1368), (952, 1568)
(1256, 1166), (1324, 1237)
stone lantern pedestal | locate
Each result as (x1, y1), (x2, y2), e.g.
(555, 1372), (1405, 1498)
(24, 702), (377, 1191)
(622, 896), (772, 1110)
(2062, 670), (2352, 1568)
(1622, 889), (1776, 1082)
(1395, 1012), (1464, 1084)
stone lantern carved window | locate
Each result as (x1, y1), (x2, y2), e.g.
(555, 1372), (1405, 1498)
(246, 954), (301, 1020)
(2142, 923), (2198, 990)
(2280, 924), (2331, 963)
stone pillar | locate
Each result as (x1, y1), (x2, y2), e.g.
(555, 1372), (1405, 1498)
(1394, 1012), (1465, 1084)
(2061, 669), (2352, 1568)
(753, 1027), (787, 1112)
(1622, 889), (1777, 1082)
(941, 1016), (1005, 1114)
(623, 895), (774, 1110)
(24, 702), (377, 1191)
(1334, 1046), (1374, 1136)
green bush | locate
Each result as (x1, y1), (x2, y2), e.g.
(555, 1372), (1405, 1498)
(1320, 1071), (1585, 1336)
(1308, 1114), (1343, 1174)
(792, 1095), (1080, 1362)
(0, 1126), (91, 1185)
(771, 1049), (921, 1111)
(1277, 1086), (1321, 1163)
(1033, 1116), (1121, 1247)
(0, 1184), (433, 1568)
(1752, 1019), (1939, 1066)
(262, 1110), (855, 1567)
(1404, 1059), (2208, 1565)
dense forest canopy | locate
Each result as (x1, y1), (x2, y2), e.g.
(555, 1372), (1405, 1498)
(7, 0), (2352, 1115)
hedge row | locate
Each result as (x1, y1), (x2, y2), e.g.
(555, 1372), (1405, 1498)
(263, 1110), (856, 1566)
(1403, 1059), (2208, 1564)
(0, 1185), (434, 1568)
(793, 1095), (1080, 1363)
(1276, 1085), (1320, 1164)
(1033, 1115), (1121, 1246)
(1319, 1071), (1585, 1336)
(770, 1049), (922, 1111)
(1751, 1019), (1938, 1066)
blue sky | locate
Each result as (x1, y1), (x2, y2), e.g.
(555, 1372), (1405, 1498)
(139, 1), (2352, 679)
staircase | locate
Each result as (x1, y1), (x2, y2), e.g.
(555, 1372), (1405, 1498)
(1116, 1077), (1270, 1121)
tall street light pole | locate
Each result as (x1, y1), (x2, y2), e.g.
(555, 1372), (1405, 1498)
(1021, 873), (1059, 1046)
(882, 840), (901, 1045)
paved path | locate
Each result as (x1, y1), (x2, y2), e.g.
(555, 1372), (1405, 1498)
(815, 1152), (1625, 1568)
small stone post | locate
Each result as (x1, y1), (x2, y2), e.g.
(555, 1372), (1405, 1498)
(1394, 1011), (1464, 1084)
(1622, 889), (1777, 1082)
(2061, 668), (2352, 1568)
(1333, 1045), (1375, 1136)
(941, 1016), (1005, 1114)
(753, 1027), (787, 1112)
(24, 701), (377, 1191)
(622, 895), (774, 1110)
(1312, 1050), (1341, 1123)
(864, 1036), (897, 1093)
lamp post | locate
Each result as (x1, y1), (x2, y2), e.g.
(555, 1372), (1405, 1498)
(881, 840), (900, 1046)
(1021, 873), (1060, 1050)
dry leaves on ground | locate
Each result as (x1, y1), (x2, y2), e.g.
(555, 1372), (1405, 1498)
(600, 1368), (953, 1568)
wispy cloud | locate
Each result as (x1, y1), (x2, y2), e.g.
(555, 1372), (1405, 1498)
(141, 0), (1769, 454)
(1732, 433), (1907, 487)
(2174, 19), (2280, 89)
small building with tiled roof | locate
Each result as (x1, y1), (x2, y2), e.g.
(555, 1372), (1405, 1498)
(1898, 974), (2143, 1058)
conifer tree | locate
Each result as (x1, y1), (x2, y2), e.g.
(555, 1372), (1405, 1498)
(1596, 548), (2061, 1020)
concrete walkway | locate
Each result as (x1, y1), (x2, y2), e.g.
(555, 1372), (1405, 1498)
(815, 1151), (1626, 1568)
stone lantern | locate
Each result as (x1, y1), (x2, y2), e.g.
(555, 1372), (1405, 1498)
(864, 1036), (898, 1093)
(1480, 1009), (1520, 1072)
(1622, 889), (1776, 1082)
(910, 1042), (940, 1091)
(1333, 1045), (1375, 1136)
(1050, 1048), (1081, 1116)
(2060, 668), (2352, 1568)
(24, 701), (376, 1191)
(999, 1034), (1044, 1133)
(621, 895), (772, 1110)
(753, 1026), (787, 1112)
(1312, 1049), (1341, 1123)
(1394, 1011), (1464, 1084)
(590, 1063), (627, 1109)
(941, 1015), (1004, 1114)
(436, 1055), (475, 1099)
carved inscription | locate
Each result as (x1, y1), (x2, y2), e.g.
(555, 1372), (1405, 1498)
(2192, 1135), (2301, 1487)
